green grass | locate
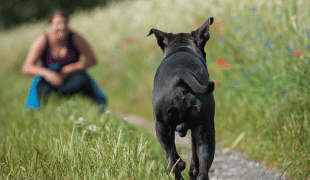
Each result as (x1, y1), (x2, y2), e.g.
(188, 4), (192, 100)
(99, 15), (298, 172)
(0, 94), (178, 179)
(0, 0), (310, 179)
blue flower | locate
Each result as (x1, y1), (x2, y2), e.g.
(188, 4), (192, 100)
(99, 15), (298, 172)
(263, 27), (267, 32)
(264, 40), (274, 49)
(219, 36), (225, 43)
(232, 80), (242, 88)
(278, 15), (282, 20)
(251, 66), (259, 72)
(252, 7), (257, 12)
(243, 70), (249, 77)
(284, 92), (289, 99)
(277, 33), (282, 38)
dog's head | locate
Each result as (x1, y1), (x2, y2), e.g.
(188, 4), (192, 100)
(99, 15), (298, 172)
(147, 17), (214, 59)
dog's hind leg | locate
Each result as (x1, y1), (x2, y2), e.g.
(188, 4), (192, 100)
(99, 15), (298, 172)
(155, 120), (184, 180)
(191, 124), (215, 180)
(189, 132), (199, 180)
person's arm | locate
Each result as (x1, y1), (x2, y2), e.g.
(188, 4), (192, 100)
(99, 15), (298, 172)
(22, 34), (64, 88)
(60, 32), (97, 78)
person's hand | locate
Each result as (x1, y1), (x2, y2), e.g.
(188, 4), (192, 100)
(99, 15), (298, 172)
(44, 70), (64, 88)
(59, 65), (73, 80)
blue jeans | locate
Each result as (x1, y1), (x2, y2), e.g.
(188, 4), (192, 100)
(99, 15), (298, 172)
(26, 63), (107, 111)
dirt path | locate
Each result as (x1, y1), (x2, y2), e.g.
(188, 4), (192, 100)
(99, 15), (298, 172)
(122, 115), (287, 180)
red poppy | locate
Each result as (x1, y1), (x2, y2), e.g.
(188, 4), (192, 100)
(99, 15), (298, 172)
(117, 40), (126, 49)
(294, 50), (301, 57)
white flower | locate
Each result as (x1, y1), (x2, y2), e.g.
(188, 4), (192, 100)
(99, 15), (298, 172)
(78, 117), (84, 121)
(124, 117), (129, 121)
(105, 110), (111, 115)
(87, 124), (101, 132)
(69, 115), (74, 121)
(75, 117), (85, 125)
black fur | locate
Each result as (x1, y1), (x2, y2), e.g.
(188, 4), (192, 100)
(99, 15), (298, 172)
(148, 17), (215, 180)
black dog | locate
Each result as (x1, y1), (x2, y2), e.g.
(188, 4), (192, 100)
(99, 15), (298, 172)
(147, 17), (215, 180)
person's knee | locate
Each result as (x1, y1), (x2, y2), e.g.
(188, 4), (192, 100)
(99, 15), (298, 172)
(61, 73), (89, 95)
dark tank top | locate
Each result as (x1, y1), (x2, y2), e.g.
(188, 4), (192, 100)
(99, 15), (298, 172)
(41, 31), (81, 68)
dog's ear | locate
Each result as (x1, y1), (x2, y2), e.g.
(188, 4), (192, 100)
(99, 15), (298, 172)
(147, 28), (170, 52)
(191, 17), (214, 58)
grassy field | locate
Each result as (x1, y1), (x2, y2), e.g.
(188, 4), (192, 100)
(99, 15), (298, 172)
(1, 0), (310, 179)
(0, 94), (179, 179)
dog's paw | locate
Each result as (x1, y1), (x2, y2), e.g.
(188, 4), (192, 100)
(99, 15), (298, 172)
(178, 159), (186, 171)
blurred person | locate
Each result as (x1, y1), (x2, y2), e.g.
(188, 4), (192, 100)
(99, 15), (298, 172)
(22, 8), (107, 111)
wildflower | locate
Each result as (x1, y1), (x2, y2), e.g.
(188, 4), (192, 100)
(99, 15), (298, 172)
(264, 40), (274, 49)
(211, 20), (223, 31)
(232, 80), (242, 88)
(197, 21), (204, 27)
(117, 40), (126, 49)
(232, 27), (239, 34)
(219, 36), (225, 43)
(105, 110), (111, 115)
(87, 124), (101, 132)
(223, 62), (231, 69)
(69, 115), (74, 121)
(128, 37), (137, 45)
(217, 57), (231, 69)
(243, 70), (249, 77)
(75, 117), (85, 125)
(294, 50), (301, 57)
(252, 7), (257, 13)
(78, 117), (84, 121)
(251, 66), (259, 72)
(284, 92), (289, 99)
(213, 79), (219, 87)
(216, 57), (225, 66)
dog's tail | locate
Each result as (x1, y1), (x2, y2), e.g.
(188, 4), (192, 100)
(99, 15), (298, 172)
(178, 70), (214, 95)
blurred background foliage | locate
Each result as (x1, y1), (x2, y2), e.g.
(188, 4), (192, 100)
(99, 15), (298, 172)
(0, 0), (119, 29)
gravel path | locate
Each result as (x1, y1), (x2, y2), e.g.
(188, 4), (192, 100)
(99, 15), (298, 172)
(122, 115), (287, 180)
